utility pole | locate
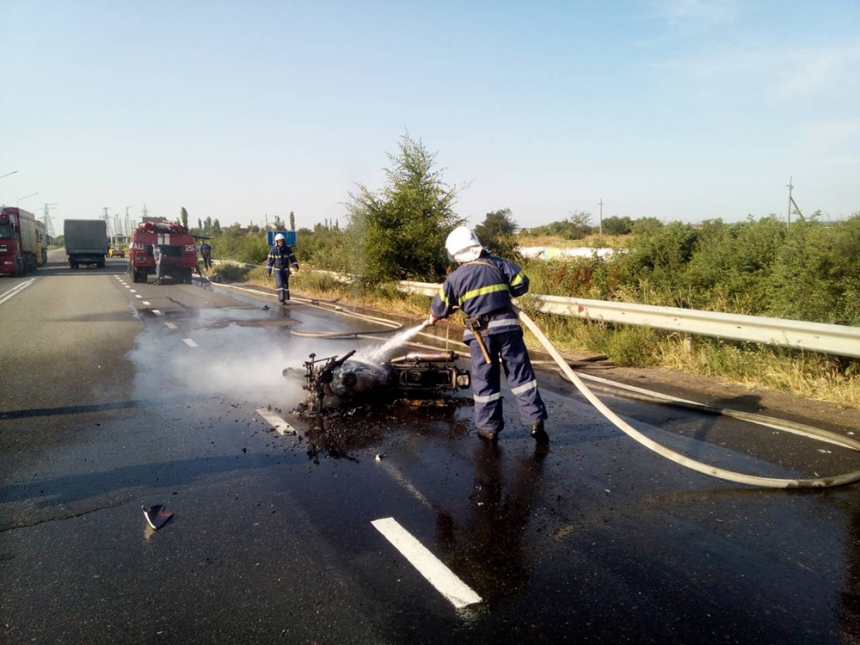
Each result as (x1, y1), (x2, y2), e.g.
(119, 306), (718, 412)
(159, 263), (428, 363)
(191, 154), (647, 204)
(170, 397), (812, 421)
(786, 177), (803, 227)
(125, 206), (133, 237)
(102, 207), (111, 237)
(142, 203), (149, 220)
(598, 198), (604, 237)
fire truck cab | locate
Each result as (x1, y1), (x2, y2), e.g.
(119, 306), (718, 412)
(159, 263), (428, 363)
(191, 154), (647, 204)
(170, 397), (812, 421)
(129, 221), (198, 284)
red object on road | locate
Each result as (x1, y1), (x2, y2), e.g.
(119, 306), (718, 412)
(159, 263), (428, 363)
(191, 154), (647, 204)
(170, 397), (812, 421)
(142, 505), (173, 530)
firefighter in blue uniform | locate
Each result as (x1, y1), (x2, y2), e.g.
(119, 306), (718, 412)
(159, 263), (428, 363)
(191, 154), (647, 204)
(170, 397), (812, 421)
(266, 233), (299, 304)
(428, 226), (549, 444)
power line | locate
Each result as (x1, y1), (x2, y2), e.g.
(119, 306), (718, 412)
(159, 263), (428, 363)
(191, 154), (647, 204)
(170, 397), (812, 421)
(40, 202), (58, 238)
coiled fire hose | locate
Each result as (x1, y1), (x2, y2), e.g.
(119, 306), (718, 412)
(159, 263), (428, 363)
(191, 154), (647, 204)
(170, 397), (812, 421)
(514, 305), (860, 489)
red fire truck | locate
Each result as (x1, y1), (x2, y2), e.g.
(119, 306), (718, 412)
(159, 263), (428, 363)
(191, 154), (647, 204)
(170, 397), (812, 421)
(0, 207), (39, 277)
(128, 221), (198, 284)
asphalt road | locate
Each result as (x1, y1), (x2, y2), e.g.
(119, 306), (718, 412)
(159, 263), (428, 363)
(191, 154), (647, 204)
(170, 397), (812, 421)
(2, 252), (860, 644)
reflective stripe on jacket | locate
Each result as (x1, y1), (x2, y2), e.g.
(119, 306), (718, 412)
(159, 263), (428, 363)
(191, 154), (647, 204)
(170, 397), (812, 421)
(430, 252), (529, 336)
(266, 245), (299, 272)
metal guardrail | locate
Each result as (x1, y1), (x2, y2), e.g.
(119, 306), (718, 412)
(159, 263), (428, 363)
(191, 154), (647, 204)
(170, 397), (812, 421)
(397, 281), (860, 359)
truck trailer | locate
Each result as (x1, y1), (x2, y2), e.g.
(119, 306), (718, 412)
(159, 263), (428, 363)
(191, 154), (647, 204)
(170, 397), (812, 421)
(35, 221), (48, 267)
(64, 219), (108, 269)
(0, 207), (39, 277)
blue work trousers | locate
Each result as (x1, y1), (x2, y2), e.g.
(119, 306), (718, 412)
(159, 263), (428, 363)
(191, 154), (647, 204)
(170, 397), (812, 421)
(274, 270), (291, 302)
(467, 328), (547, 435)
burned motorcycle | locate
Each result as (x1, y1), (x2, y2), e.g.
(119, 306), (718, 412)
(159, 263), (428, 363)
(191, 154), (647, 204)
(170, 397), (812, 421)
(288, 350), (471, 416)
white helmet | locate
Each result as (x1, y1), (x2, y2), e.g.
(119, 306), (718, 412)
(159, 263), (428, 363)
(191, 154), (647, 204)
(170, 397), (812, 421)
(274, 233), (286, 242)
(445, 226), (483, 263)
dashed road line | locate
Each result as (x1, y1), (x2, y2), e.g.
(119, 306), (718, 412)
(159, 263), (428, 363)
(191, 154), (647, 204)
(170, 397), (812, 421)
(182, 338), (199, 348)
(371, 517), (482, 609)
(255, 408), (297, 435)
(135, 295), (142, 299)
(165, 321), (177, 329)
(130, 289), (136, 293)
(153, 309), (163, 316)
(142, 301), (151, 305)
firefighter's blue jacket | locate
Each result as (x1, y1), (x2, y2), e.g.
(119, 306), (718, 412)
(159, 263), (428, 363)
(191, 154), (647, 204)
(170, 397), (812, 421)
(266, 244), (299, 274)
(432, 250), (546, 433)
(431, 251), (528, 339)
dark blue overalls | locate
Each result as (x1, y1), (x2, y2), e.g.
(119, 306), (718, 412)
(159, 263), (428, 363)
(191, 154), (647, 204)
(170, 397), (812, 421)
(431, 252), (547, 436)
(266, 244), (299, 302)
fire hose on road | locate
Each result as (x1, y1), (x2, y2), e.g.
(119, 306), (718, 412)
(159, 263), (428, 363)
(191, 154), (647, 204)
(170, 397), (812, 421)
(514, 305), (860, 489)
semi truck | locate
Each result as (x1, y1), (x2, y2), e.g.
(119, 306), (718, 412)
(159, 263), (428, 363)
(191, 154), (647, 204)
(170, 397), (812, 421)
(129, 221), (197, 284)
(0, 207), (39, 277)
(64, 219), (108, 269)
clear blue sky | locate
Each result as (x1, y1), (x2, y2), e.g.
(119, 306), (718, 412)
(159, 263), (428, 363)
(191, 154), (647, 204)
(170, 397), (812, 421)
(2, 0), (858, 232)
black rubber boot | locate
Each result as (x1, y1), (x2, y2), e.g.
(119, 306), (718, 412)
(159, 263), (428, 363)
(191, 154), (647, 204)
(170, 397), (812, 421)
(530, 422), (549, 445)
(477, 428), (498, 442)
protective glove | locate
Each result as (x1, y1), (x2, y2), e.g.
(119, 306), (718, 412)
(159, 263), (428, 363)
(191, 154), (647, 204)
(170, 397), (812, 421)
(427, 314), (439, 327)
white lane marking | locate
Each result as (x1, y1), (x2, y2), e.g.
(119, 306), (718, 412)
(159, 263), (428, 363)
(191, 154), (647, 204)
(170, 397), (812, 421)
(255, 408), (297, 435)
(371, 517), (482, 609)
(135, 295), (142, 299)
(182, 338), (199, 348)
(0, 279), (35, 306)
(165, 321), (176, 329)
(142, 301), (151, 305)
(130, 289), (136, 293)
(153, 309), (163, 316)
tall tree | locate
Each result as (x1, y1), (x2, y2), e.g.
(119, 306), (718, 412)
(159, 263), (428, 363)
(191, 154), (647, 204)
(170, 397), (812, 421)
(346, 133), (462, 282)
(197, 218), (203, 230)
(180, 207), (189, 229)
(289, 211), (295, 230)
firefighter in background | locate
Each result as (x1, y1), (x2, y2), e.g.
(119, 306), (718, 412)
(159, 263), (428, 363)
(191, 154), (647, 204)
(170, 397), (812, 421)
(152, 242), (166, 285)
(199, 241), (212, 270)
(428, 226), (549, 444)
(266, 233), (299, 304)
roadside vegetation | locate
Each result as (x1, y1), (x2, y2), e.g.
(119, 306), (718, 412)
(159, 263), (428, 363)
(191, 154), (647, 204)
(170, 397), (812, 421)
(196, 134), (860, 407)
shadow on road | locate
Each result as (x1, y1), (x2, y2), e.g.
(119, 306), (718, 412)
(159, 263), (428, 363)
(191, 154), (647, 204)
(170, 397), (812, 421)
(0, 452), (291, 523)
(435, 441), (548, 604)
(0, 397), (184, 420)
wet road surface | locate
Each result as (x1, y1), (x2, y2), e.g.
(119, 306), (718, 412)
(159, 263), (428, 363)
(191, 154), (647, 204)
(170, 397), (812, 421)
(2, 258), (860, 644)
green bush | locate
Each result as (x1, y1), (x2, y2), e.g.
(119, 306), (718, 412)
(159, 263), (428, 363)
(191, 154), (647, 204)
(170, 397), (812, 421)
(211, 263), (252, 282)
(521, 213), (860, 326)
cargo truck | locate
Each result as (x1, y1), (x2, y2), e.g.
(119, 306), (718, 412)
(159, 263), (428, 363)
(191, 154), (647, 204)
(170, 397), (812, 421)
(0, 207), (39, 277)
(129, 221), (197, 284)
(64, 219), (108, 269)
